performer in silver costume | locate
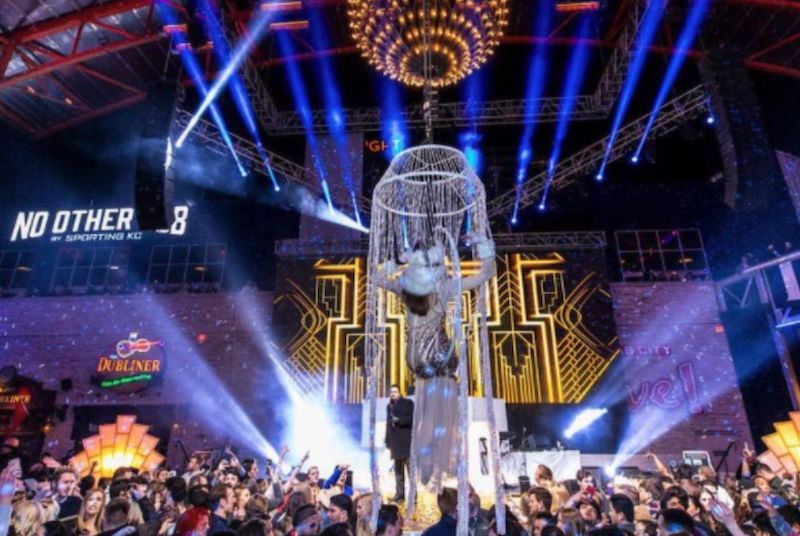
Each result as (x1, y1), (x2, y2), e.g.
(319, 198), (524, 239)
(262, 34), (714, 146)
(374, 234), (496, 487)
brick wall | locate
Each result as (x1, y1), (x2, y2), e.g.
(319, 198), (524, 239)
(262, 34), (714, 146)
(611, 282), (754, 466)
(0, 290), (274, 465)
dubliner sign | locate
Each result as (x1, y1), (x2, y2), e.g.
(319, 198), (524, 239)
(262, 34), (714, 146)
(92, 333), (166, 393)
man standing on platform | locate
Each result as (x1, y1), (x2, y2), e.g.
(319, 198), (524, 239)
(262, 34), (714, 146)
(385, 384), (413, 502)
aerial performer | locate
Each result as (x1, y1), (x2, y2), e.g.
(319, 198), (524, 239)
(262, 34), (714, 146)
(364, 144), (506, 535)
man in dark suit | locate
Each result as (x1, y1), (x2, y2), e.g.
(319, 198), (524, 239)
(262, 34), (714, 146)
(385, 384), (413, 502)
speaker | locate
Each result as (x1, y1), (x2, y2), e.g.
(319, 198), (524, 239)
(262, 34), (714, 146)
(699, 46), (785, 212)
(134, 84), (177, 230)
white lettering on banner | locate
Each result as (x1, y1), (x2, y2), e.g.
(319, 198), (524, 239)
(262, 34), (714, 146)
(10, 211), (48, 241)
(8, 206), (190, 242)
(101, 209), (118, 231)
(70, 210), (87, 232)
(85, 209), (102, 231)
(52, 211), (70, 234)
(118, 208), (134, 231)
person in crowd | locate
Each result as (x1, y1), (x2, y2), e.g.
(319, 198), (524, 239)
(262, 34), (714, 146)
(384, 385), (413, 503)
(53, 467), (82, 520)
(238, 517), (274, 536)
(422, 487), (458, 536)
(523, 486), (554, 522)
(353, 494), (373, 536)
(577, 497), (601, 530)
(234, 485), (251, 521)
(558, 508), (585, 536)
(609, 493), (636, 534)
(657, 508), (694, 536)
(294, 504), (324, 536)
(176, 504), (211, 536)
(660, 487), (688, 511)
(10, 500), (45, 536)
(208, 484), (235, 535)
(469, 486), (489, 536)
(377, 503), (402, 536)
(97, 497), (136, 536)
(327, 494), (355, 531)
(77, 488), (105, 536)
(532, 511), (557, 536)
(322, 466), (353, 498)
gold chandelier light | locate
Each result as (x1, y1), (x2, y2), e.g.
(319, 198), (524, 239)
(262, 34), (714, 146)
(347, 0), (510, 88)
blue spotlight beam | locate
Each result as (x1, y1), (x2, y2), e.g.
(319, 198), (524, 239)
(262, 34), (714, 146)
(486, 85), (707, 217)
(540, 16), (593, 210)
(201, 0), (280, 190)
(633, 0), (712, 159)
(512, 0), (553, 224)
(596, 0), (667, 180)
(277, 31), (334, 209)
(308, 9), (360, 221)
(174, 109), (371, 213)
(176, 8), (273, 148)
(158, 5), (247, 177)
(380, 78), (409, 158)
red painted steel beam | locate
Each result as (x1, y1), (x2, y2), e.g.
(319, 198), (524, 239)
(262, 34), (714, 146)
(0, 34), (160, 90)
(724, 0), (800, 11)
(748, 32), (800, 61)
(33, 93), (146, 138)
(9, 0), (152, 44)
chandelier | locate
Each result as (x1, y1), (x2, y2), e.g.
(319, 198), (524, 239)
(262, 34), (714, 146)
(347, 0), (510, 88)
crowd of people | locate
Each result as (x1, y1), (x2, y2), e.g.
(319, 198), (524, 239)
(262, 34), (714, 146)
(0, 437), (797, 536)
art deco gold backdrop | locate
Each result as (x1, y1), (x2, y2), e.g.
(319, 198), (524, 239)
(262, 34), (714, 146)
(273, 250), (619, 404)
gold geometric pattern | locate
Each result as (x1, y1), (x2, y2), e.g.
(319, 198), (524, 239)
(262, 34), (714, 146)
(274, 252), (619, 404)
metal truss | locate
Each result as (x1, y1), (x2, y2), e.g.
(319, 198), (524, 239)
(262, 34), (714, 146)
(274, 231), (606, 257)
(265, 1), (647, 135)
(592, 0), (643, 111)
(174, 108), (370, 213)
(0, 0), (160, 136)
(267, 94), (604, 135)
(218, 6), (279, 131)
(715, 250), (800, 408)
(486, 84), (707, 218)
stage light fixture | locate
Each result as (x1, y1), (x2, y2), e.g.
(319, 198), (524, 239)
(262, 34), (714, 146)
(706, 115), (715, 125)
(604, 465), (616, 478)
(538, 202), (546, 212)
(596, 0), (666, 184)
(595, 172), (604, 181)
(630, 155), (639, 164)
(510, 216), (518, 225)
(347, 0), (510, 88)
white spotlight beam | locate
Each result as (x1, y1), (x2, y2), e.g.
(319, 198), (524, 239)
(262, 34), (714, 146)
(174, 108), (371, 214)
(176, 10), (273, 148)
(487, 85), (707, 218)
(217, 4), (279, 130)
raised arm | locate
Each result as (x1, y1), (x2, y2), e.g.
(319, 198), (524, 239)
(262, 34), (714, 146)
(460, 237), (496, 291)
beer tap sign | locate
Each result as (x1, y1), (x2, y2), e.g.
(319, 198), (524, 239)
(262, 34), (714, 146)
(92, 333), (166, 393)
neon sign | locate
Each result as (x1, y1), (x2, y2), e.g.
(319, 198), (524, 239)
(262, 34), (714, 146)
(93, 333), (166, 393)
